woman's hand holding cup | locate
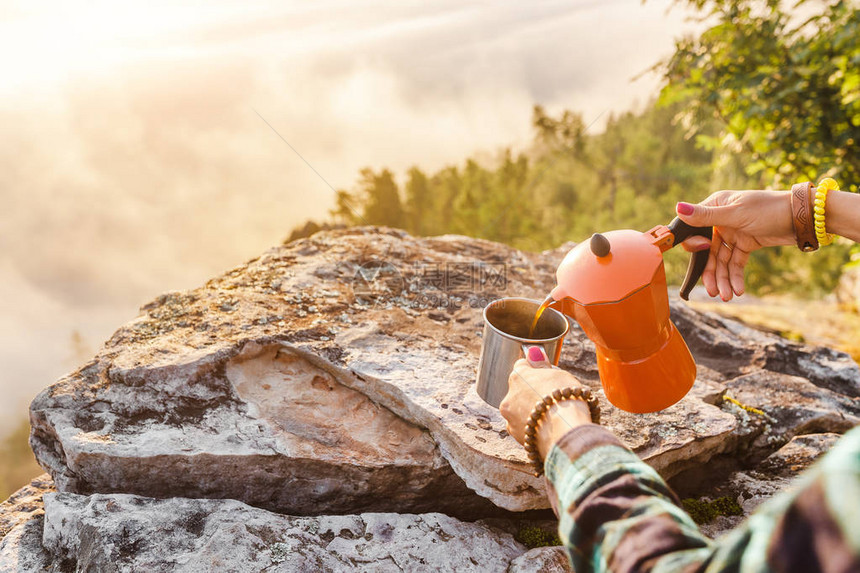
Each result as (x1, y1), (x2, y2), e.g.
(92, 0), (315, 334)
(499, 347), (592, 460)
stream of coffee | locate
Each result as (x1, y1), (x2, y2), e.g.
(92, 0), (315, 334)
(528, 294), (555, 338)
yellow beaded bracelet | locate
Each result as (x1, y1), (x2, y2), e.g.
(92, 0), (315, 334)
(813, 177), (840, 247)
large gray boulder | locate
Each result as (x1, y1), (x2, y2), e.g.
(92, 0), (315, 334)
(7, 227), (859, 570)
(28, 227), (859, 516)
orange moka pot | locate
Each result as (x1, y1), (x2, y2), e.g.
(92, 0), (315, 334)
(548, 218), (712, 413)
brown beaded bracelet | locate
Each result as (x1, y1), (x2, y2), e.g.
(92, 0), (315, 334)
(523, 386), (600, 477)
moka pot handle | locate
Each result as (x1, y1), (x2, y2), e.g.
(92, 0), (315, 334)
(667, 217), (713, 301)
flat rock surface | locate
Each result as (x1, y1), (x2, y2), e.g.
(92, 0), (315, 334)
(29, 227), (860, 514)
(39, 493), (560, 573)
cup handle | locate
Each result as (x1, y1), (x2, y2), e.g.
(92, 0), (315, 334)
(521, 344), (556, 367)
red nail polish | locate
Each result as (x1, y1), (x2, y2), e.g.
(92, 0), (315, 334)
(677, 202), (694, 216)
(527, 346), (546, 362)
(696, 243), (710, 251)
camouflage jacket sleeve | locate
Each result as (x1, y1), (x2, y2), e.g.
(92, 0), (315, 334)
(544, 423), (860, 573)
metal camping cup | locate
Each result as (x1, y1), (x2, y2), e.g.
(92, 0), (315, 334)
(475, 297), (570, 408)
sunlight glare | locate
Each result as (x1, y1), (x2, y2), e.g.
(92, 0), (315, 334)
(0, 1), (241, 98)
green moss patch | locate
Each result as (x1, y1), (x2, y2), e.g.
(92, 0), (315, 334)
(681, 496), (743, 525)
(515, 525), (562, 548)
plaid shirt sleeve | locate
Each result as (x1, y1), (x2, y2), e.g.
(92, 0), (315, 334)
(544, 423), (860, 573)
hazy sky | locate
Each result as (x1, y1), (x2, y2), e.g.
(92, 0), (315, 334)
(0, 0), (699, 434)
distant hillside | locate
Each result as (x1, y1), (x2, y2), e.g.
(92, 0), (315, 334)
(294, 100), (851, 297)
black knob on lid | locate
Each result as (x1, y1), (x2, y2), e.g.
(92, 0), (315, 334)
(590, 233), (611, 257)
